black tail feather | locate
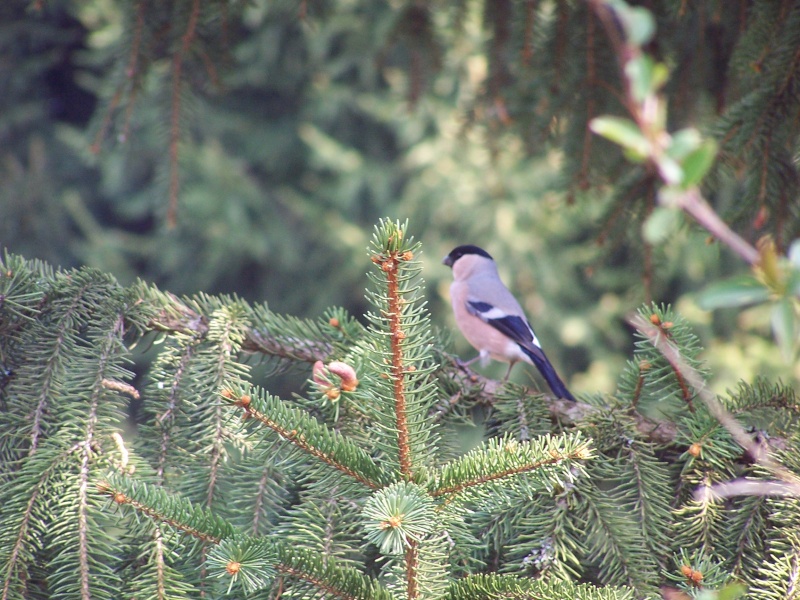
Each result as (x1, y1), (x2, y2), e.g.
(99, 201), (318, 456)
(522, 347), (576, 401)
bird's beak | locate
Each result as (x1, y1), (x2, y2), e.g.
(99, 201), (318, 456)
(442, 255), (453, 268)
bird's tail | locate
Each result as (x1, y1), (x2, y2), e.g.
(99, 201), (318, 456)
(522, 347), (576, 401)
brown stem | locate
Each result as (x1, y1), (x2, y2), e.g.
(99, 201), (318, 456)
(405, 542), (419, 600)
(629, 313), (800, 485)
(385, 257), (413, 479)
(579, 9), (597, 190)
(631, 370), (645, 409)
(168, 0), (201, 227)
(521, 0), (538, 65)
(674, 188), (760, 265)
(99, 484), (221, 544)
(91, 1), (145, 152)
(237, 402), (380, 490)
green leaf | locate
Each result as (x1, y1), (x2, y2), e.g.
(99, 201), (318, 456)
(590, 116), (649, 160)
(716, 582), (748, 600)
(771, 298), (799, 362)
(666, 128), (702, 161)
(625, 55), (668, 102)
(657, 155), (683, 186)
(788, 239), (800, 270)
(697, 275), (770, 310)
(609, 1), (657, 47)
(642, 206), (682, 245)
(626, 6), (656, 46)
(680, 139), (718, 187)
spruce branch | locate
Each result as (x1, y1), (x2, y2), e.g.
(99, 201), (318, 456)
(430, 433), (591, 504)
(90, 0), (146, 153)
(28, 274), (96, 456)
(581, 483), (660, 595)
(1, 443), (83, 600)
(440, 356), (679, 444)
(6, 214), (798, 597)
(442, 573), (636, 600)
(167, 0), (201, 227)
(98, 476), (235, 545)
(361, 219), (440, 477)
(362, 219), (442, 599)
(369, 236), (417, 479)
(76, 312), (127, 599)
(272, 544), (395, 600)
(222, 389), (386, 490)
(151, 337), (201, 484)
(630, 313), (800, 497)
(146, 291), (351, 364)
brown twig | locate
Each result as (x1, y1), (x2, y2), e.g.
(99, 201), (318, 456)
(99, 483), (222, 545)
(168, 0), (201, 228)
(587, 0), (762, 266)
(521, 0), (538, 66)
(235, 400), (381, 490)
(579, 9), (597, 191)
(90, 1), (146, 153)
(670, 188), (760, 265)
(384, 255), (413, 479)
(442, 354), (678, 445)
(628, 312), (800, 490)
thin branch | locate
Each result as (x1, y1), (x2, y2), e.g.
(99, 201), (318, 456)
(521, 0), (538, 65)
(148, 300), (334, 363)
(579, 9), (597, 190)
(628, 312), (800, 487)
(168, 0), (201, 227)
(276, 566), (353, 600)
(90, 0), (145, 152)
(235, 401), (381, 490)
(100, 485), (222, 544)
(242, 329), (333, 363)
(431, 452), (580, 500)
(441, 354), (679, 444)
(31, 282), (92, 456)
(670, 188), (760, 265)
(587, 0), (762, 267)
(387, 260), (413, 479)
(405, 543), (419, 600)
(699, 478), (800, 500)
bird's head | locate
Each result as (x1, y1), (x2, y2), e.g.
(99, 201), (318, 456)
(443, 245), (495, 280)
(442, 245), (493, 268)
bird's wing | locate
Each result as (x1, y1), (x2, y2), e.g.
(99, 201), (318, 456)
(467, 300), (575, 401)
(465, 300), (541, 350)
(466, 299), (575, 401)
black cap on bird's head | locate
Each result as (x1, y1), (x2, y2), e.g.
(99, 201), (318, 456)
(442, 245), (493, 268)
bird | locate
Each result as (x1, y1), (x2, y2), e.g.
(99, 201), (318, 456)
(442, 244), (576, 401)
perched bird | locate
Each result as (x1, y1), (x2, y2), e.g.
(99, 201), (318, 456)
(442, 244), (575, 401)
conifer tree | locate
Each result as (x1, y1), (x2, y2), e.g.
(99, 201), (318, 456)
(0, 212), (796, 599)
(3, 2), (800, 599)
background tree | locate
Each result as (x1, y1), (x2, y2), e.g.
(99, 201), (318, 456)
(3, 0), (800, 397)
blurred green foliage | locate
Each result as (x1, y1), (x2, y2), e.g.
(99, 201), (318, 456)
(2, 0), (800, 398)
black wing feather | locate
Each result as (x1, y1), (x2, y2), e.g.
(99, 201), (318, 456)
(466, 300), (576, 401)
(466, 301), (536, 346)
